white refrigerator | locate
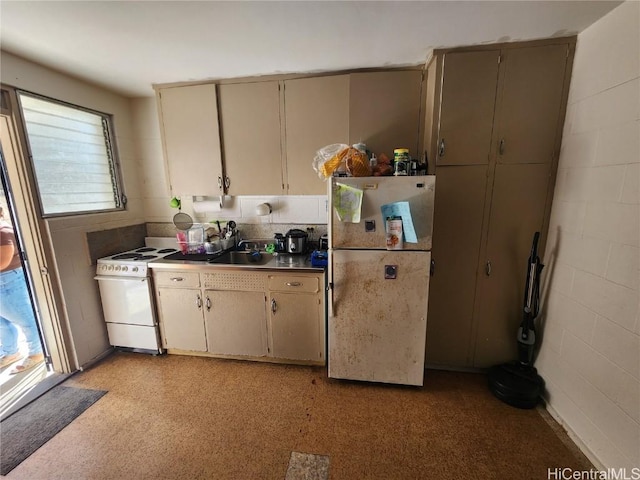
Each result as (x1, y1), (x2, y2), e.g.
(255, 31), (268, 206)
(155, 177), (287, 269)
(328, 175), (435, 386)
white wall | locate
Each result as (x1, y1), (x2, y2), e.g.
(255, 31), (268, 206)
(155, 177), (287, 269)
(1, 51), (146, 367)
(537, 0), (639, 470)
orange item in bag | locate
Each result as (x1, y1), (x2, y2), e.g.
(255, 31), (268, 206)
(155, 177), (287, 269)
(345, 147), (371, 177)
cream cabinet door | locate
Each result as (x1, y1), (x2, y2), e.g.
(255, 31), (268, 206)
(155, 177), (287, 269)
(437, 50), (500, 166)
(494, 44), (569, 165)
(426, 165), (489, 367)
(156, 287), (207, 352)
(204, 290), (268, 357)
(473, 163), (552, 367)
(284, 75), (349, 195)
(269, 291), (324, 362)
(218, 81), (283, 195)
(349, 71), (423, 160)
(158, 84), (223, 196)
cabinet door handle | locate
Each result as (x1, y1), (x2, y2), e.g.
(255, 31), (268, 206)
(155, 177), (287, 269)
(499, 139), (505, 155)
(271, 298), (277, 314)
(196, 294), (202, 309)
(438, 138), (445, 157)
(486, 260), (492, 276)
(206, 296), (211, 312)
(217, 176), (223, 190)
(170, 277), (184, 282)
(224, 176), (231, 189)
(286, 282), (301, 287)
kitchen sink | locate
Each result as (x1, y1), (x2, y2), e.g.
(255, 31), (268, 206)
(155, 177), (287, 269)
(208, 251), (274, 266)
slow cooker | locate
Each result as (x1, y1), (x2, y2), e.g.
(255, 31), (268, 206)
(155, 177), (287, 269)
(285, 229), (308, 254)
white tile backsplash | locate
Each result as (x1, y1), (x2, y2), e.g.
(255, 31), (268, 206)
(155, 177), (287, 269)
(274, 195), (327, 224)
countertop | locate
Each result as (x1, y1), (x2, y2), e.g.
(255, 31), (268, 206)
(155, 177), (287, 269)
(148, 251), (324, 273)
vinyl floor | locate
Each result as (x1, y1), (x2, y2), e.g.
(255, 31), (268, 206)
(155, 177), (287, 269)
(4, 351), (592, 480)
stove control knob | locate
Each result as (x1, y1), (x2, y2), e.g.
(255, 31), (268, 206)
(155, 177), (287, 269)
(132, 267), (139, 272)
(108, 265), (114, 271)
(122, 266), (128, 272)
(115, 266), (121, 271)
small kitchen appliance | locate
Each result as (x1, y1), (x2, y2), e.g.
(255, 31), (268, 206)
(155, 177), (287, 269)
(95, 245), (177, 353)
(319, 234), (328, 251)
(311, 250), (328, 267)
(284, 229), (308, 254)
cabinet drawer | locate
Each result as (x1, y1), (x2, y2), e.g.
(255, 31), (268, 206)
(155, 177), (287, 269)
(154, 271), (200, 288)
(268, 275), (319, 294)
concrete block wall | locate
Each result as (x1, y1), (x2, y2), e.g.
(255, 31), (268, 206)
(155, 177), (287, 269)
(536, 0), (639, 470)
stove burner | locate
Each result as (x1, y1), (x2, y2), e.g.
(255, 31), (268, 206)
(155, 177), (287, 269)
(135, 247), (156, 253)
(158, 248), (177, 254)
(135, 255), (158, 261)
(112, 253), (143, 260)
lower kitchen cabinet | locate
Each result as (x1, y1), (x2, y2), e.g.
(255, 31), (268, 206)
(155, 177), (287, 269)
(205, 290), (268, 357)
(154, 270), (207, 352)
(152, 268), (325, 365)
(156, 287), (208, 352)
(268, 274), (324, 362)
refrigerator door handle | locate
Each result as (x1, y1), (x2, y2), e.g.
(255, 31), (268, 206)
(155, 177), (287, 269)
(327, 282), (334, 317)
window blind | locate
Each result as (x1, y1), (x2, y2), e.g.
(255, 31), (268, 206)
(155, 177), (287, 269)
(18, 93), (123, 216)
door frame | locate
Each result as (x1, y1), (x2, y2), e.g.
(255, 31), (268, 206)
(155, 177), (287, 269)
(0, 89), (74, 374)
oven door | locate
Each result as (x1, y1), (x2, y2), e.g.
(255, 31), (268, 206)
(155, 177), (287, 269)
(95, 276), (155, 326)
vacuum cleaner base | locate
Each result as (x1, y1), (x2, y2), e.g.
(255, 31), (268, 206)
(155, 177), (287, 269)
(488, 362), (545, 409)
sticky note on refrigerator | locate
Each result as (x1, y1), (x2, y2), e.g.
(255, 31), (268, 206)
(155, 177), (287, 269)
(381, 201), (418, 243)
(333, 182), (364, 223)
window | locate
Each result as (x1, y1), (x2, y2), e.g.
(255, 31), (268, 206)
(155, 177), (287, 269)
(17, 92), (125, 216)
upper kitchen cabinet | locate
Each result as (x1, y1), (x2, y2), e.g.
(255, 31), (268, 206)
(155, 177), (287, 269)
(156, 69), (424, 196)
(218, 81), (284, 195)
(349, 71), (423, 160)
(284, 75), (349, 195)
(494, 44), (569, 164)
(435, 50), (500, 166)
(157, 84), (223, 196)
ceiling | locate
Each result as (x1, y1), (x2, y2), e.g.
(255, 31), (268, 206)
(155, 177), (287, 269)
(0, 1), (623, 98)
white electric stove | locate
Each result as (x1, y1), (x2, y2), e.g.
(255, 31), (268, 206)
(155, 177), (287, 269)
(95, 245), (178, 353)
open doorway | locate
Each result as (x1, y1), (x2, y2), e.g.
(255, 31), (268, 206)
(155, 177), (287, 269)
(0, 152), (52, 417)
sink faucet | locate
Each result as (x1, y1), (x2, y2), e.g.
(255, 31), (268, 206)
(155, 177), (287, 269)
(237, 239), (273, 252)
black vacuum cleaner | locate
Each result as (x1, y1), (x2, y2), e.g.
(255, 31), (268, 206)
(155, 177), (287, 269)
(488, 232), (545, 409)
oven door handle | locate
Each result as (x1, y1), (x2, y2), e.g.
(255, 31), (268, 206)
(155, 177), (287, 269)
(94, 276), (148, 282)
